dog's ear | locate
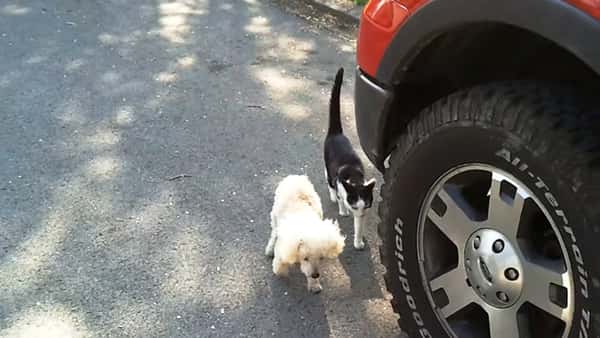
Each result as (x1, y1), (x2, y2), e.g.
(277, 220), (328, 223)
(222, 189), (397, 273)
(279, 237), (303, 264)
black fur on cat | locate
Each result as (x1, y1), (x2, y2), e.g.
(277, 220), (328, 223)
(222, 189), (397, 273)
(323, 67), (375, 249)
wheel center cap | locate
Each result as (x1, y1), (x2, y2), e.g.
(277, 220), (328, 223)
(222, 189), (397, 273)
(479, 259), (494, 283)
(465, 229), (523, 308)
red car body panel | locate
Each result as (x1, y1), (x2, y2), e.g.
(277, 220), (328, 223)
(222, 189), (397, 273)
(357, 0), (600, 78)
(357, 0), (428, 77)
(568, 0), (600, 20)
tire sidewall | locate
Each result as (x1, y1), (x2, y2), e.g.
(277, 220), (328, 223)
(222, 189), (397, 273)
(382, 124), (597, 338)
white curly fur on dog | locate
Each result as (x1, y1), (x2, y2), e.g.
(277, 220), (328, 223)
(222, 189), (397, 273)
(265, 175), (345, 293)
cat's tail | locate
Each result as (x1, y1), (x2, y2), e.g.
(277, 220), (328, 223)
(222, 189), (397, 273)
(328, 67), (344, 135)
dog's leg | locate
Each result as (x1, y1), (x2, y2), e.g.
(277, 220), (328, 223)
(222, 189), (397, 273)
(265, 213), (277, 257)
(265, 229), (277, 257)
(272, 257), (289, 276)
(353, 215), (366, 250)
(306, 276), (323, 294)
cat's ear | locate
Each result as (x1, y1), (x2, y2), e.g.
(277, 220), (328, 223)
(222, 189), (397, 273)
(364, 178), (376, 191)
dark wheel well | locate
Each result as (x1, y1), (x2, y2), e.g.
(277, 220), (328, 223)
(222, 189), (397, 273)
(382, 22), (600, 157)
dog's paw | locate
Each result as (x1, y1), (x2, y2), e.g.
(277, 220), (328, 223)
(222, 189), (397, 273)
(309, 284), (323, 294)
(265, 247), (274, 258)
(274, 268), (289, 277)
(273, 260), (289, 276)
(307, 277), (323, 293)
(353, 239), (366, 250)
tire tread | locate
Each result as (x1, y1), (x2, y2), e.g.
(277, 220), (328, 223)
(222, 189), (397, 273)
(377, 82), (600, 335)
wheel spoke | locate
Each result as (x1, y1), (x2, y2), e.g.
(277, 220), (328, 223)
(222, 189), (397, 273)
(427, 187), (478, 249)
(487, 307), (521, 338)
(487, 172), (527, 238)
(430, 267), (475, 318)
(420, 166), (574, 338)
(522, 261), (569, 321)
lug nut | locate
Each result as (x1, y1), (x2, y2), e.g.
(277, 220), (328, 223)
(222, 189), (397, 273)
(497, 291), (509, 303)
(474, 236), (481, 249)
(505, 268), (519, 281)
(493, 239), (505, 253)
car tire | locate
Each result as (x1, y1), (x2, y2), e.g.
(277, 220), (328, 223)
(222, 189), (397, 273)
(378, 83), (600, 338)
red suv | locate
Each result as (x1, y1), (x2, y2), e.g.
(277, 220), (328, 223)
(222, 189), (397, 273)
(354, 1), (600, 337)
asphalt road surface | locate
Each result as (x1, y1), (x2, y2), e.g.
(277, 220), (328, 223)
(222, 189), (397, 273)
(0, 1), (404, 337)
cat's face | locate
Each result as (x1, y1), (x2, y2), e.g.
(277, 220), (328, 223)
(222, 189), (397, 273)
(339, 178), (376, 215)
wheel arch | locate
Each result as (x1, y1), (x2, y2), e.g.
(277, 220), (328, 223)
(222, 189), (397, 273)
(374, 0), (600, 165)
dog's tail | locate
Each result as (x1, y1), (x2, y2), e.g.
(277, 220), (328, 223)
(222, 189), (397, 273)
(327, 67), (344, 135)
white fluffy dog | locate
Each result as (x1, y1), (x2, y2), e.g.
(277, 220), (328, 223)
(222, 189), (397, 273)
(265, 175), (345, 293)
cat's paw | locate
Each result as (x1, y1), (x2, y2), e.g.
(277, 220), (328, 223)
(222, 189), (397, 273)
(353, 239), (366, 250)
(329, 191), (338, 203)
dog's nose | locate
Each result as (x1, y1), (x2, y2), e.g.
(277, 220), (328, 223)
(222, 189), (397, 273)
(311, 272), (320, 279)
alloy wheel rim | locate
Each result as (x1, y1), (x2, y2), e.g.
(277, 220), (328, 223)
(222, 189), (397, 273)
(417, 164), (574, 338)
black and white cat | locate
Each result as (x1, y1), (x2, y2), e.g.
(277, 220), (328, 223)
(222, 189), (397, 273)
(324, 67), (375, 250)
